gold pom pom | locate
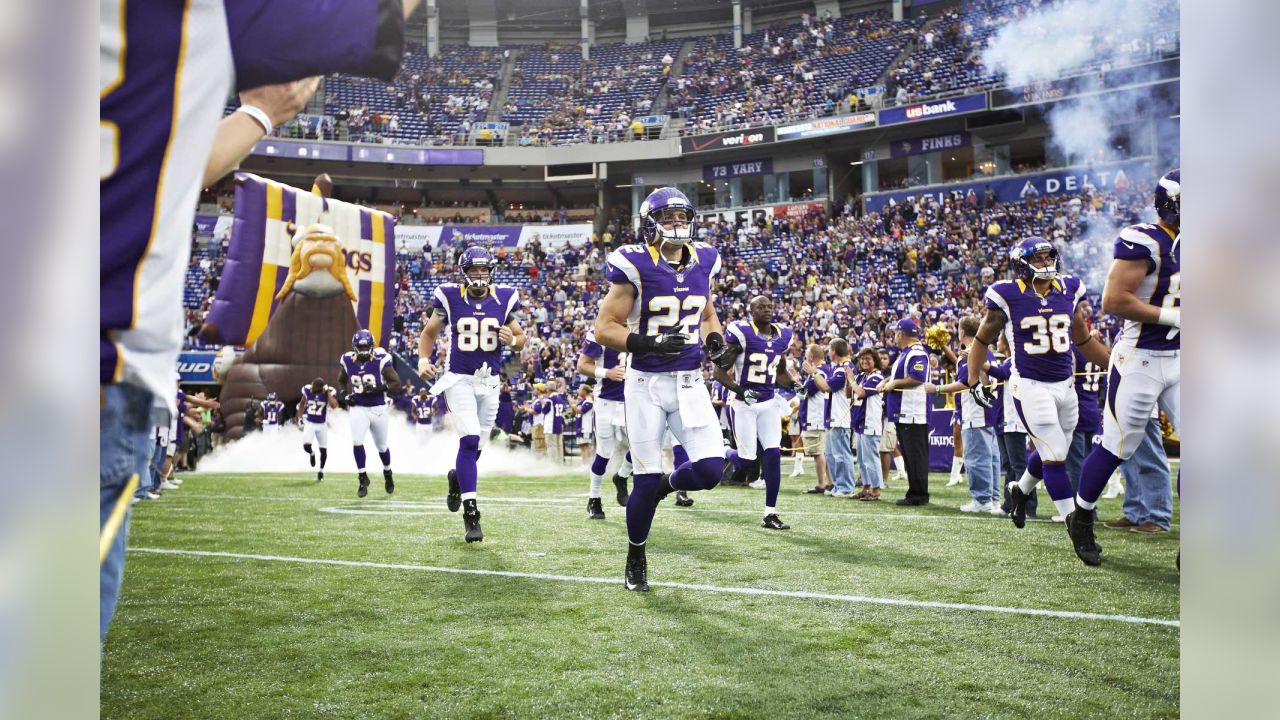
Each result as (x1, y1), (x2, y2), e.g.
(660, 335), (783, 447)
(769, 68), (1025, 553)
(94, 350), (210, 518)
(925, 324), (951, 351)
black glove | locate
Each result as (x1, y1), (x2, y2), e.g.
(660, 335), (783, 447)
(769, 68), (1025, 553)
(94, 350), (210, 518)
(361, 383), (388, 396)
(735, 387), (759, 405)
(788, 379), (804, 394)
(626, 332), (688, 356)
(704, 331), (734, 369)
(969, 383), (996, 409)
(337, 391), (351, 407)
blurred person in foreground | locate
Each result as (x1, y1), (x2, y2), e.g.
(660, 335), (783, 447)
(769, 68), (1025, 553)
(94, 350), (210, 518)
(100, 0), (419, 642)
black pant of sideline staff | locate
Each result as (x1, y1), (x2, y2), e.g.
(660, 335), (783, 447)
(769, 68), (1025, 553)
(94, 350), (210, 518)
(897, 422), (930, 505)
(999, 431), (1038, 517)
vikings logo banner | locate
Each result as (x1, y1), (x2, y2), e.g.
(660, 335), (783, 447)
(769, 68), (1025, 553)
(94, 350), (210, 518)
(204, 173), (396, 347)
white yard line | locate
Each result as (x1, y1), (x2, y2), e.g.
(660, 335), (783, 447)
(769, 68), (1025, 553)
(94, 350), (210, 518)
(129, 547), (1180, 628)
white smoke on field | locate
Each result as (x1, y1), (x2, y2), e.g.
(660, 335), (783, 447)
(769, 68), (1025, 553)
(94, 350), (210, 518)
(982, 0), (1179, 165)
(192, 411), (575, 477)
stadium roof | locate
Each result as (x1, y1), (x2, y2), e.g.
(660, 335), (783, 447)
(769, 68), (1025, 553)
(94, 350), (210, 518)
(426, 0), (831, 35)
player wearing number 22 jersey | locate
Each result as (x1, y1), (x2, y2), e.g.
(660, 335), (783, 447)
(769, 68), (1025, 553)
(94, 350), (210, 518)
(417, 246), (527, 543)
(596, 187), (732, 592)
(969, 237), (1111, 528)
(339, 329), (402, 498)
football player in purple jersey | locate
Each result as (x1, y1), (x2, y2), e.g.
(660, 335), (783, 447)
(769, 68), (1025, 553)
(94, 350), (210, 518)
(595, 187), (730, 591)
(338, 329), (402, 498)
(411, 387), (434, 441)
(99, 0), (414, 641)
(260, 391), (285, 434)
(417, 246), (526, 543)
(577, 329), (632, 518)
(298, 378), (338, 482)
(968, 238), (1111, 526)
(715, 295), (803, 529)
(1068, 169), (1181, 566)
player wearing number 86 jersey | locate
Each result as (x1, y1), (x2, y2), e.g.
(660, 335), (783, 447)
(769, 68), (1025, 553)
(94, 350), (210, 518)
(970, 237), (1111, 523)
(417, 245), (527, 543)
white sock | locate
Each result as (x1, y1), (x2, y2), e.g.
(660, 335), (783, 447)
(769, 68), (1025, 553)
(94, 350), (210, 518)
(1075, 494), (1096, 511)
(950, 456), (964, 480)
(765, 506), (776, 516)
(1053, 497), (1075, 517)
(893, 456), (905, 476)
(1017, 469), (1039, 495)
(618, 456), (634, 478)
(461, 491), (477, 502)
(589, 473), (603, 498)
(792, 454), (805, 471)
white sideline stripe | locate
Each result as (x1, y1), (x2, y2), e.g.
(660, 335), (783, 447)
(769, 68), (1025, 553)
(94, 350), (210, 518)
(129, 548), (1180, 628)
(173, 494), (576, 505)
(319, 507), (453, 516)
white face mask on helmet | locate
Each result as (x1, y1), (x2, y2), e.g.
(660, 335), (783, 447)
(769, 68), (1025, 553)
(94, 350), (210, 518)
(653, 207), (693, 246)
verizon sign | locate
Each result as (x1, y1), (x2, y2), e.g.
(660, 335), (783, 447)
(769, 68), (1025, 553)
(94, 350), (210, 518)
(680, 126), (776, 154)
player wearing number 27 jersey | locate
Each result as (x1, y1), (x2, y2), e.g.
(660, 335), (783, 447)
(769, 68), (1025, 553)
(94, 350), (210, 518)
(596, 187), (731, 592)
(417, 246), (526, 543)
(970, 237), (1111, 526)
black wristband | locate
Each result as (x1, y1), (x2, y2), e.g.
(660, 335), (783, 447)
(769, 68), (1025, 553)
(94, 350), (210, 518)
(626, 333), (656, 354)
(974, 334), (996, 347)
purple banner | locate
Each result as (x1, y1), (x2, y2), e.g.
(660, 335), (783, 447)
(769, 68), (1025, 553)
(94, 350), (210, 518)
(703, 158), (773, 181)
(251, 139), (349, 161)
(437, 225), (522, 249)
(195, 214), (218, 236)
(890, 131), (971, 158)
(252, 141), (485, 166)
(863, 159), (1153, 213)
(878, 93), (988, 126)
(928, 408), (956, 472)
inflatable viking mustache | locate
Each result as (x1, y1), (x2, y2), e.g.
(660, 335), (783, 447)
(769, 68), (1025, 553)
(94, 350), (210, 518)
(275, 217), (359, 302)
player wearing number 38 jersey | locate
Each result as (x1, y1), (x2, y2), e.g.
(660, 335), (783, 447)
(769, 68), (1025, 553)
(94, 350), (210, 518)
(595, 187), (730, 592)
(418, 246), (526, 543)
(968, 237), (1111, 527)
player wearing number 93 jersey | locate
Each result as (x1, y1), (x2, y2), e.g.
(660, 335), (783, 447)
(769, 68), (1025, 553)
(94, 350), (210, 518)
(417, 245), (526, 543)
(969, 237), (1111, 525)
(1069, 168), (1181, 567)
(339, 329), (402, 498)
(595, 186), (730, 592)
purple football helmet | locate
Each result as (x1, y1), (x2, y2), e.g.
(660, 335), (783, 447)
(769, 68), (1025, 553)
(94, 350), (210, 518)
(1012, 236), (1059, 282)
(1155, 168), (1180, 227)
(352, 329), (375, 357)
(266, 391), (278, 401)
(457, 245), (496, 291)
(638, 187), (695, 247)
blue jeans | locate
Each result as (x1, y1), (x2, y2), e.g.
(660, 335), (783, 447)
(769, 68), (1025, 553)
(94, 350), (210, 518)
(855, 432), (884, 489)
(136, 440), (165, 498)
(1066, 430), (1094, 495)
(962, 426), (1000, 505)
(101, 383), (156, 642)
(1120, 419), (1173, 529)
(825, 427), (855, 493)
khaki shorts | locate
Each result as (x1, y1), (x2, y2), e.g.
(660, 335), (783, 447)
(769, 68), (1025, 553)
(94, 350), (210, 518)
(532, 425), (546, 450)
(879, 422), (898, 453)
(801, 430), (827, 457)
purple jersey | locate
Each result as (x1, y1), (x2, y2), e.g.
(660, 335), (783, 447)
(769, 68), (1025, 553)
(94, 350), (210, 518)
(412, 396), (433, 424)
(984, 276), (1087, 382)
(300, 385), (334, 423)
(340, 349), (393, 408)
(581, 330), (626, 402)
(262, 400), (284, 425)
(851, 370), (885, 433)
(100, 0), (404, 407)
(725, 321), (794, 402)
(1073, 346), (1104, 435)
(430, 284), (521, 377)
(1114, 223), (1180, 351)
(604, 242), (722, 372)
(549, 394), (568, 434)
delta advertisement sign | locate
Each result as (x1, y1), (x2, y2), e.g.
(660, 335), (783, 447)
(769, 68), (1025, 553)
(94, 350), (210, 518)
(878, 93), (988, 126)
(862, 160), (1153, 213)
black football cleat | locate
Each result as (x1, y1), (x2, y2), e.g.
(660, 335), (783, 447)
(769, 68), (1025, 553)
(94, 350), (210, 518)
(357, 472), (370, 498)
(624, 543), (649, 592)
(761, 513), (791, 530)
(653, 474), (675, 506)
(463, 499), (483, 543)
(612, 473), (629, 506)
(1008, 483), (1029, 529)
(674, 490), (694, 507)
(446, 469), (462, 513)
(316, 470), (323, 483)
(383, 468), (395, 494)
(1066, 511), (1103, 566)
(587, 497), (606, 520)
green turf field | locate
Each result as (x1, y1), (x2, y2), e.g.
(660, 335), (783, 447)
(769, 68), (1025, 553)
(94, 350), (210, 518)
(102, 470), (1179, 719)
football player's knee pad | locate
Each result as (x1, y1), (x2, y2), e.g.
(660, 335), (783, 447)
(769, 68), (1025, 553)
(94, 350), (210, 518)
(459, 434), (481, 454)
(692, 457), (724, 490)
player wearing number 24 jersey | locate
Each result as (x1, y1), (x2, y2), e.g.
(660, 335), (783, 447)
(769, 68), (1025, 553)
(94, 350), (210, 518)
(969, 237), (1111, 528)
(595, 186), (730, 592)
(417, 246), (527, 543)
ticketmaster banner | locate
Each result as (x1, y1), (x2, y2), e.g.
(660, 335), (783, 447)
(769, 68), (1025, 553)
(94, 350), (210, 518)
(862, 160), (1154, 213)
